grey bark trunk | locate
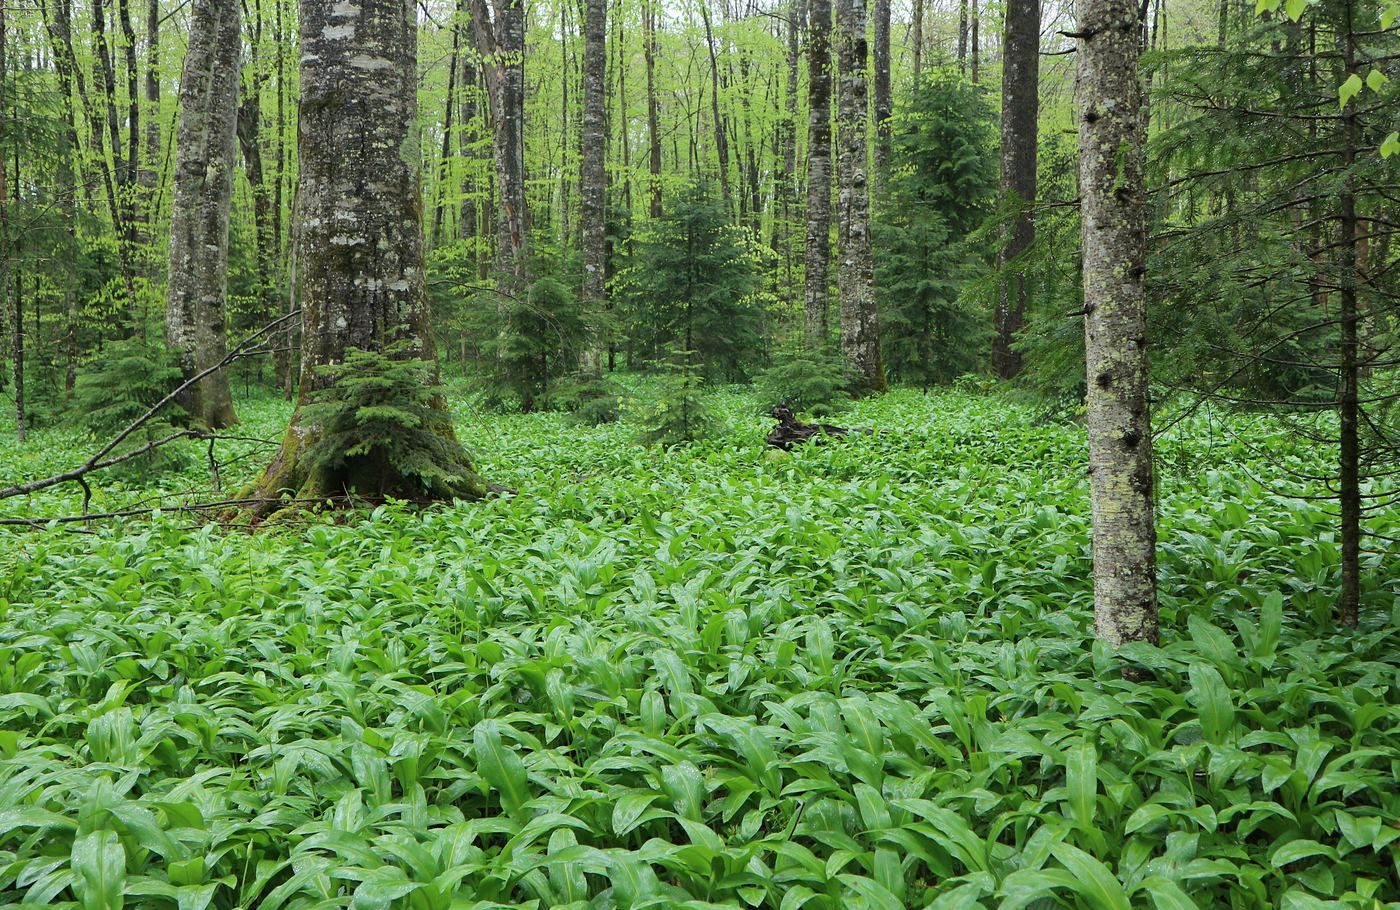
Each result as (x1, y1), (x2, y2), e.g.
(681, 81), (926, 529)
(992, 0), (1039, 379)
(872, 0), (891, 190)
(835, 0), (884, 392)
(471, 0), (529, 293)
(803, 0), (832, 347)
(165, 0), (241, 428)
(1075, 0), (1158, 647)
(250, 0), (481, 508)
(580, 0), (608, 367)
(643, 0), (662, 218)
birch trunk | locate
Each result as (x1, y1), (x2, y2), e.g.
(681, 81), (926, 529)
(1075, 0), (1157, 646)
(992, 0), (1039, 379)
(248, 0), (481, 509)
(165, 0), (241, 428)
(835, 0), (884, 392)
(802, 0), (832, 347)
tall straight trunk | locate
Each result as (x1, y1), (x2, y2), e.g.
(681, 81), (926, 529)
(580, 0), (608, 365)
(558, 0), (571, 250)
(166, 0), (241, 428)
(970, 0), (980, 82)
(0, 3), (20, 441)
(1337, 1), (1360, 627)
(992, 0), (1039, 378)
(776, 0), (803, 291)
(471, 0), (529, 293)
(274, 0), (293, 397)
(431, 14), (461, 247)
(117, 0), (140, 225)
(140, 0), (159, 231)
(615, 0), (632, 211)
(958, 0), (968, 71)
(872, 0), (891, 189)
(700, 1), (730, 202)
(1075, 0), (1157, 647)
(643, 0), (662, 217)
(40, 0), (84, 396)
(912, 0), (923, 77)
(458, 17), (480, 245)
(803, 0), (832, 346)
(249, 0), (481, 509)
(835, 0), (883, 392)
(237, 74), (279, 370)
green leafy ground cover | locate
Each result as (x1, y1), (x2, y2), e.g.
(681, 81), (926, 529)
(0, 389), (1397, 909)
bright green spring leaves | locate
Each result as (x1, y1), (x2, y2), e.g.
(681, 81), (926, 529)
(1, 390), (1398, 908)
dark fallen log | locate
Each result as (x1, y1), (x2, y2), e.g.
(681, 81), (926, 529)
(765, 405), (872, 450)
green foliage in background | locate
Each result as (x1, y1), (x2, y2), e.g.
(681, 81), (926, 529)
(70, 337), (190, 476)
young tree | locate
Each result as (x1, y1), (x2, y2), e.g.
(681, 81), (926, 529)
(992, 0), (1040, 379)
(835, 0), (884, 392)
(803, 0), (833, 347)
(165, 0), (242, 428)
(247, 0), (481, 508)
(1075, 0), (1157, 646)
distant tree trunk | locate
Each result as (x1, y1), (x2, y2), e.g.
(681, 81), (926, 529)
(777, 0), (804, 302)
(458, 28), (480, 244)
(1337, 9), (1360, 627)
(166, 0), (241, 428)
(116, 0), (141, 240)
(248, 0), (481, 509)
(580, 0), (608, 367)
(0, 3), (20, 442)
(140, 0), (160, 233)
(643, 0), (662, 218)
(237, 80), (279, 375)
(992, 0), (1039, 379)
(431, 14), (461, 247)
(614, 0), (632, 211)
(700, 1), (730, 202)
(958, 0), (968, 71)
(471, 0), (529, 294)
(912, 0), (923, 78)
(836, 0), (884, 392)
(970, 0), (980, 82)
(558, 0), (571, 251)
(872, 0), (891, 189)
(274, 0), (294, 397)
(1075, 0), (1157, 647)
(803, 0), (832, 347)
(40, 0), (84, 396)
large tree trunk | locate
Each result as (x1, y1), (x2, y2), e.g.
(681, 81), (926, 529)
(835, 0), (884, 393)
(248, 0), (481, 510)
(165, 0), (241, 428)
(872, 0), (891, 190)
(992, 0), (1039, 379)
(580, 0), (608, 366)
(802, 0), (832, 347)
(1075, 0), (1157, 647)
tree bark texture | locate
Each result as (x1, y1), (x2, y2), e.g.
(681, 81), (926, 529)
(835, 0), (884, 392)
(802, 0), (832, 347)
(1076, 0), (1158, 647)
(249, 0), (481, 509)
(580, 0), (608, 363)
(992, 0), (1039, 379)
(872, 0), (891, 187)
(166, 0), (241, 428)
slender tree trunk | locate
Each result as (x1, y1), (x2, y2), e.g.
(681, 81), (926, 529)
(803, 0), (832, 346)
(643, 0), (662, 217)
(1075, 0), (1157, 647)
(700, 1), (730, 202)
(459, 9), (480, 246)
(872, 0), (891, 190)
(958, 0), (968, 72)
(471, 0), (529, 293)
(249, 0), (481, 508)
(0, 5), (20, 442)
(615, 0), (632, 212)
(580, 0), (608, 367)
(40, 0), (84, 397)
(1337, 0), (1360, 627)
(274, 0), (294, 398)
(992, 0), (1039, 378)
(912, 0), (923, 78)
(140, 0), (160, 236)
(836, 0), (883, 392)
(558, 0), (571, 250)
(777, 0), (804, 304)
(970, 0), (980, 83)
(166, 0), (241, 428)
(117, 0), (141, 239)
(431, 15), (461, 247)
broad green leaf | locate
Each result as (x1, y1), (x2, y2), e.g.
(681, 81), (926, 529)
(72, 830), (126, 910)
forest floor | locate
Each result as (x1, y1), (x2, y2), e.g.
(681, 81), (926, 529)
(0, 387), (1397, 908)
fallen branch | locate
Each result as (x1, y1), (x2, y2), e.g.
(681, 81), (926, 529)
(0, 310), (301, 503)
